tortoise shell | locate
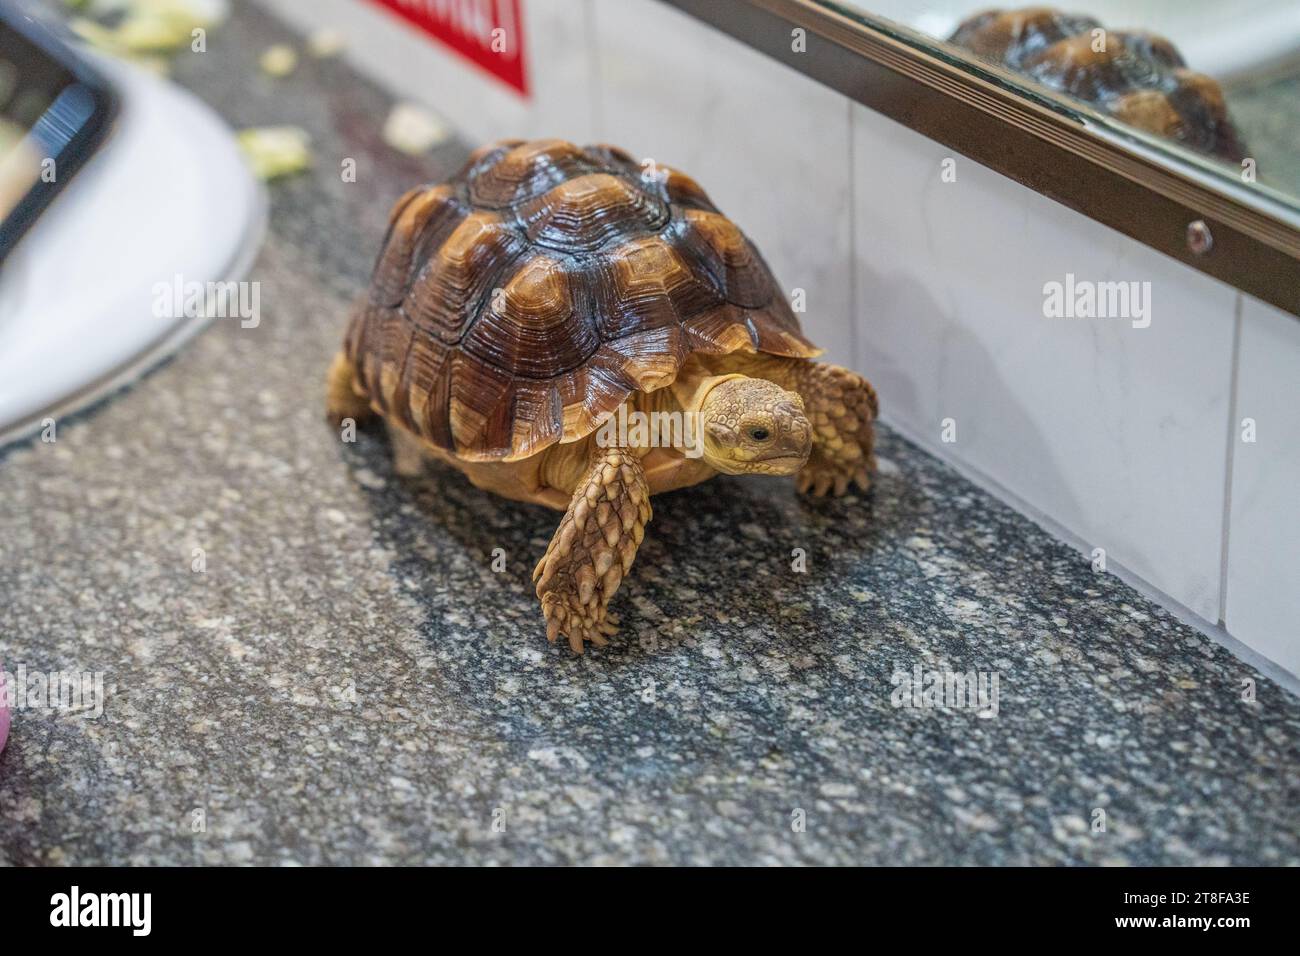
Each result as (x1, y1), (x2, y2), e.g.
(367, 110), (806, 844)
(949, 8), (1246, 162)
(346, 138), (818, 462)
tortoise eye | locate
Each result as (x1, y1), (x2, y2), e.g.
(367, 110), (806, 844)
(749, 427), (770, 441)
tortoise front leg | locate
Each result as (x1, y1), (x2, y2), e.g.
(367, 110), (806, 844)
(789, 361), (879, 497)
(533, 446), (651, 653)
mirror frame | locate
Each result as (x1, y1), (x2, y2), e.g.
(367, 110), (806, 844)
(663, 0), (1300, 319)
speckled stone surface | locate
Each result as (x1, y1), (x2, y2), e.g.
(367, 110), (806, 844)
(0, 2), (1297, 866)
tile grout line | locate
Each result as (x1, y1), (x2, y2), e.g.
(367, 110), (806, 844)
(846, 99), (860, 370)
(584, 0), (604, 140)
(1217, 293), (1244, 627)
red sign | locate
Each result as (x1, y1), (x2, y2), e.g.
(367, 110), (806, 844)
(371, 0), (530, 97)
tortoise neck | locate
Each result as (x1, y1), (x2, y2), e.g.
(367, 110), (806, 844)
(669, 374), (744, 416)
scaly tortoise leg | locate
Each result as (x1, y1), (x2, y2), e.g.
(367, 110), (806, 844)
(533, 446), (651, 653)
(325, 351), (374, 428)
(788, 362), (879, 497)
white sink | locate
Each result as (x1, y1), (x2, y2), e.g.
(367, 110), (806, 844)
(0, 54), (265, 446)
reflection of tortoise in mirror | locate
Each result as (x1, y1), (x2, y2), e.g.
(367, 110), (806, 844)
(950, 7), (1247, 162)
(327, 139), (879, 653)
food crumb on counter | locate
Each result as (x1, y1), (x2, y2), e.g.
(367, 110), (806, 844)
(259, 42), (298, 78)
(382, 102), (451, 156)
(236, 125), (311, 180)
(306, 27), (345, 59)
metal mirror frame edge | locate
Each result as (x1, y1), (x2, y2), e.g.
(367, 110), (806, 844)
(662, 0), (1300, 319)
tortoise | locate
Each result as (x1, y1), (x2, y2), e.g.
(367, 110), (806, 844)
(949, 7), (1246, 162)
(326, 138), (878, 652)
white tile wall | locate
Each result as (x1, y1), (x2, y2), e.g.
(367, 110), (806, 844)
(254, 0), (1298, 677)
(257, 0), (598, 143)
(1225, 297), (1300, 676)
(849, 103), (1238, 624)
(589, 0), (856, 366)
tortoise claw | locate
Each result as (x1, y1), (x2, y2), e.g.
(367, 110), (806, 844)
(541, 592), (619, 654)
(797, 464), (866, 498)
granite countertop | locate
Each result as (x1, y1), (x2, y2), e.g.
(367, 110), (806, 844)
(1, 3), (1297, 866)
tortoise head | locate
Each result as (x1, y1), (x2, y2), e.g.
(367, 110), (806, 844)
(699, 377), (812, 476)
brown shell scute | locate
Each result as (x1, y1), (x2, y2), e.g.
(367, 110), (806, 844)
(518, 174), (670, 252)
(403, 212), (527, 344)
(469, 139), (577, 203)
(369, 185), (464, 307)
(350, 138), (819, 462)
(600, 237), (723, 339)
(461, 256), (599, 378)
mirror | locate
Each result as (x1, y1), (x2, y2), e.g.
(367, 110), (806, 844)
(824, 1), (1300, 210)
